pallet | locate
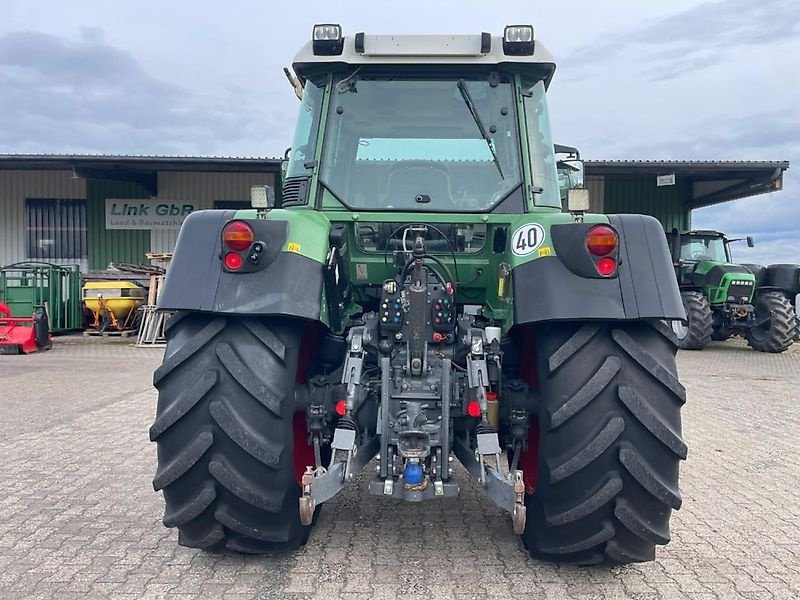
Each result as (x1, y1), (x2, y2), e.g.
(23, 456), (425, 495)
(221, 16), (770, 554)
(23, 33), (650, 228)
(147, 275), (166, 305)
(146, 252), (173, 262)
(83, 329), (137, 338)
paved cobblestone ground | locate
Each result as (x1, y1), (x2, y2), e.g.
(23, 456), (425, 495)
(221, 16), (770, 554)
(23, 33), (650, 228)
(0, 337), (798, 599)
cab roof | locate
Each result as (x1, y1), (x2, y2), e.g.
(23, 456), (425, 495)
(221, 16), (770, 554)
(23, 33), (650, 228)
(291, 33), (556, 87)
(682, 230), (727, 238)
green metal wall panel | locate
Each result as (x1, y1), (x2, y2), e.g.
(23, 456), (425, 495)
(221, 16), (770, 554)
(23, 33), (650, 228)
(603, 175), (691, 232)
(86, 179), (150, 270)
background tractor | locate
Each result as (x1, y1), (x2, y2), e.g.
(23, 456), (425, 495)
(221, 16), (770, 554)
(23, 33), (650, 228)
(150, 25), (688, 565)
(667, 229), (799, 352)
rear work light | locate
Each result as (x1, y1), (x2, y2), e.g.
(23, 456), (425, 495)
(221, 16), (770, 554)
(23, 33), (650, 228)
(312, 23), (344, 55)
(223, 221), (254, 252)
(503, 25), (534, 55)
(585, 225), (618, 256)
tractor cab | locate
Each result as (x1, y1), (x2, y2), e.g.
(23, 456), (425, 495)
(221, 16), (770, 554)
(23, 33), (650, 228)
(282, 26), (564, 216)
(675, 230), (730, 264)
(668, 229), (755, 265)
(667, 229), (734, 265)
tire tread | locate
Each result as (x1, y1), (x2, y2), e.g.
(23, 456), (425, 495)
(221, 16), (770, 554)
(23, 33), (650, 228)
(523, 321), (685, 565)
(151, 313), (310, 553)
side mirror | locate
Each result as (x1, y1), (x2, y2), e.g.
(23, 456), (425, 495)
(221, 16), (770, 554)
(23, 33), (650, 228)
(567, 188), (590, 213)
(250, 185), (275, 209)
(747, 236), (755, 248)
(562, 159), (585, 189)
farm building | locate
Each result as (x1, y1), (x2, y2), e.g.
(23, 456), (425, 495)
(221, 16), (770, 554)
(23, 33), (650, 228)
(0, 154), (788, 270)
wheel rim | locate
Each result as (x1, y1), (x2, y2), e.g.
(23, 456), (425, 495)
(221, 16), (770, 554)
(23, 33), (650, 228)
(671, 319), (689, 340)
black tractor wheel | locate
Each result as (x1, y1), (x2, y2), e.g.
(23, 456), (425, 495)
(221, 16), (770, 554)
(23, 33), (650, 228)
(521, 321), (686, 565)
(672, 291), (712, 350)
(710, 327), (733, 342)
(745, 291), (796, 353)
(150, 312), (314, 553)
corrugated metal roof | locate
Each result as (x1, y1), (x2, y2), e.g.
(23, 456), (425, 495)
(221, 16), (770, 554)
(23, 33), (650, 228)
(0, 153), (281, 161)
(0, 154), (789, 170)
(586, 159), (789, 170)
(0, 154), (282, 173)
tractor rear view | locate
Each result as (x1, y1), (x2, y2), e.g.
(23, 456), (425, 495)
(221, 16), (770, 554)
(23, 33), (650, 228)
(667, 229), (798, 352)
(150, 25), (688, 565)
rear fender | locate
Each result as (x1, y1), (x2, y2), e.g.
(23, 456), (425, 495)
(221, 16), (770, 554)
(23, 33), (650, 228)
(512, 214), (684, 324)
(158, 209), (331, 323)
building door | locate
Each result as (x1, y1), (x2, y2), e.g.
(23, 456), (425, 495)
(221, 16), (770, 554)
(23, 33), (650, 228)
(25, 198), (89, 272)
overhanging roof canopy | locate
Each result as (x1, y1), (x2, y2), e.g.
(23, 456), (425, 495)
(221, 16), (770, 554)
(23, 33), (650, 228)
(0, 154), (282, 197)
(0, 154), (281, 171)
(586, 160), (789, 209)
(0, 154), (789, 208)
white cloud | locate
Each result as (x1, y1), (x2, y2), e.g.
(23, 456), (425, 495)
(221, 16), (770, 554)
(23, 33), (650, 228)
(0, 0), (795, 261)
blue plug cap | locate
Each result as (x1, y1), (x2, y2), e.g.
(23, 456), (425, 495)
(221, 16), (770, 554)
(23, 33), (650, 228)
(403, 462), (423, 485)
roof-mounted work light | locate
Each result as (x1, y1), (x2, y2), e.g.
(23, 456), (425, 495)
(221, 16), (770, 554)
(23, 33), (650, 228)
(312, 23), (344, 55)
(503, 25), (534, 56)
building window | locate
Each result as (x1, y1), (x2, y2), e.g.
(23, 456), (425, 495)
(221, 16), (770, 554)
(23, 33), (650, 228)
(26, 198), (88, 260)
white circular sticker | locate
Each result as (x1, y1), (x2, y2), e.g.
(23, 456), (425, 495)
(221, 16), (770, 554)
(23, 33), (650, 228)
(511, 223), (546, 256)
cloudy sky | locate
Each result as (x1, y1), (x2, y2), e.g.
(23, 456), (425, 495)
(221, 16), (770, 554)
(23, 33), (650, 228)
(2, 0), (798, 263)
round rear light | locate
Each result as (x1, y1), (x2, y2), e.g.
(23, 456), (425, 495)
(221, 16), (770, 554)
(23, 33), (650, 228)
(223, 221), (254, 251)
(224, 252), (243, 270)
(586, 225), (618, 256)
(597, 257), (617, 276)
(335, 400), (347, 416)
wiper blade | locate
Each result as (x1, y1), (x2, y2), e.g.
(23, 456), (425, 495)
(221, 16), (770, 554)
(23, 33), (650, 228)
(457, 79), (504, 179)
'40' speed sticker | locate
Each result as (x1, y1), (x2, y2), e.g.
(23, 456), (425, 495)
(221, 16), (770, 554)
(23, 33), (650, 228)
(511, 223), (546, 256)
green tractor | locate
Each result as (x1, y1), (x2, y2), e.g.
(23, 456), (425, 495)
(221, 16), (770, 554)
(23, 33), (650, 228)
(667, 229), (799, 352)
(151, 25), (688, 565)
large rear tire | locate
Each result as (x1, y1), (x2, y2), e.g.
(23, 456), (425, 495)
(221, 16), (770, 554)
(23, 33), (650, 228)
(710, 327), (733, 342)
(745, 291), (796, 353)
(673, 291), (712, 350)
(521, 321), (686, 565)
(150, 312), (313, 553)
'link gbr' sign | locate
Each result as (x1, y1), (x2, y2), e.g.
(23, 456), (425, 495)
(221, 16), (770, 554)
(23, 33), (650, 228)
(105, 199), (197, 230)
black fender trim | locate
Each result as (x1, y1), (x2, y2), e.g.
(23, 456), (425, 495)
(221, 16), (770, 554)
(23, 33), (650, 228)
(512, 214), (684, 324)
(764, 264), (800, 296)
(158, 209), (324, 320)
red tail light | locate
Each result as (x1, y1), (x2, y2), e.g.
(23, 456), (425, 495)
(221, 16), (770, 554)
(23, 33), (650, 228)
(586, 225), (618, 256)
(223, 221), (254, 251)
(335, 400), (347, 416)
(224, 252), (243, 270)
(596, 257), (617, 276)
